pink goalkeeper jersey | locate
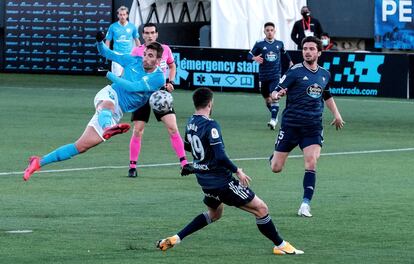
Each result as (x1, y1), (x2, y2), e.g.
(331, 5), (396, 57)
(131, 44), (174, 77)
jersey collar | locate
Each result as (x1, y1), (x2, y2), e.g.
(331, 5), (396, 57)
(302, 62), (319, 73)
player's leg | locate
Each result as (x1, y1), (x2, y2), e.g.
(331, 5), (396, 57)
(270, 127), (297, 173)
(267, 79), (281, 130)
(93, 86), (129, 140)
(297, 127), (323, 217)
(157, 194), (223, 251)
(239, 195), (303, 255)
(297, 144), (321, 217)
(156, 110), (194, 175)
(23, 123), (104, 181)
(128, 102), (150, 177)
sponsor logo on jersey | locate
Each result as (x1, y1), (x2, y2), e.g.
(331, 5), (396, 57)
(306, 83), (323, 98)
(265, 51), (277, 62)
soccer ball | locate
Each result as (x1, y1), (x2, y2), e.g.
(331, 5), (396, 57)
(149, 90), (174, 114)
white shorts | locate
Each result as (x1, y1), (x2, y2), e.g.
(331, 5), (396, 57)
(111, 61), (124, 77)
(88, 85), (123, 140)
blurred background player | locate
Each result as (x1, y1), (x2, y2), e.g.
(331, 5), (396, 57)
(22, 35), (164, 181)
(291, 6), (324, 50)
(270, 36), (345, 217)
(105, 6), (141, 76)
(248, 22), (293, 130)
(156, 87), (304, 255)
(128, 22), (192, 178)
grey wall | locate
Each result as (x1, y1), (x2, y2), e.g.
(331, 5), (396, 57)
(308, 0), (375, 38)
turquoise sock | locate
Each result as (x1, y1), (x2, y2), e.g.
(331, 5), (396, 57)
(98, 109), (113, 130)
(40, 143), (79, 167)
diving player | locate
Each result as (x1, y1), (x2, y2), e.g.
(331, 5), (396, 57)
(22, 35), (164, 181)
(270, 36), (345, 217)
(156, 87), (304, 255)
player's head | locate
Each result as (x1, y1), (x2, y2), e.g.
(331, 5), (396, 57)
(117, 6), (129, 24)
(142, 23), (159, 45)
(263, 22), (275, 40)
(301, 36), (322, 64)
(193, 87), (214, 114)
(143, 42), (163, 71)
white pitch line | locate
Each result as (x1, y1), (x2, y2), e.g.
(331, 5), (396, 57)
(1, 147), (413, 177)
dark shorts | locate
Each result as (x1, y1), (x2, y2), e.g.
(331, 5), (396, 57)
(130, 100), (176, 122)
(259, 78), (280, 98)
(202, 178), (256, 209)
(275, 125), (324, 152)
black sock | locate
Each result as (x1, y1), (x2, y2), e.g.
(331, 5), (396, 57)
(303, 170), (316, 202)
(256, 214), (283, 246)
(177, 212), (212, 240)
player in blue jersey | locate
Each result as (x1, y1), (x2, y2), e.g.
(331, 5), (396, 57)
(270, 36), (345, 217)
(22, 37), (164, 181)
(105, 6), (140, 76)
(248, 22), (293, 130)
(156, 87), (304, 255)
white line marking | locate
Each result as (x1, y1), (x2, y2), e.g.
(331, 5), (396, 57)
(5, 230), (33, 234)
(2, 147), (414, 177)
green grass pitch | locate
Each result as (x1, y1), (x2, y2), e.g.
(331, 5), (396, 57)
(0, 73), (413, 263)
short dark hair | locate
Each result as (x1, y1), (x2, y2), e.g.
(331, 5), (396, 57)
(321, 32), (330, 38)
(143, 22), (158, 33)
(193, 87), (213, 110)
(301, 36), (323, 51)
(146, 42), (164, 58)
(264, 22), (275, 28)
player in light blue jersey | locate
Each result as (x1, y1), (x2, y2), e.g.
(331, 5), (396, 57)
(156, 87), (304, 255)
(23, 39), (164, 182)
(105, 6), (140, 76)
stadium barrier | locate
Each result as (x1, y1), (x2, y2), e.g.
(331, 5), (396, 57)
(170, 46), (411, 99)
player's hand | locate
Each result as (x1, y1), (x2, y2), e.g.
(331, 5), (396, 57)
(96, 31), (105, 42)
(253, 54), (264, 64)
(236, 168), (251, 187)
(330, 115), (345, 130)
(271, 89), (286, 100)
(165, 82), (174, 92)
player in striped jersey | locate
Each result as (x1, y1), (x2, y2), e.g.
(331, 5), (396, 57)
(156, 87), (303, 255)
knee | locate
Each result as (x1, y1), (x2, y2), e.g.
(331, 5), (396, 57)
(133, 125), (145, 138)
(304, 157), (318, 170)
(271, 162), (283, 173)
(209, 206), (223, 222)
(75, 143), (88, 154)
(256, 202), (269, 218)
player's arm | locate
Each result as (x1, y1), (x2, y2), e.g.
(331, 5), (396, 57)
(105, 27), (112, 48)
(165, 62), (176, 92)
(323, 84), (345, 130)
(96, 33), (135, 66)
(106, 71), (165, 92)
(211, 144), (251, 186)
(247, 42), (263, 64)
(281, 43), (293, 67)
(271, 69), (295, 99)
(164, 46), (176, 92)
(209, 123), (251, 186)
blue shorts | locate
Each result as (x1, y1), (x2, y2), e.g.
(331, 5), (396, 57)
(275, 125), (324, 152)
(202, 178), (256, 209)
(259, 78), (280, 98)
